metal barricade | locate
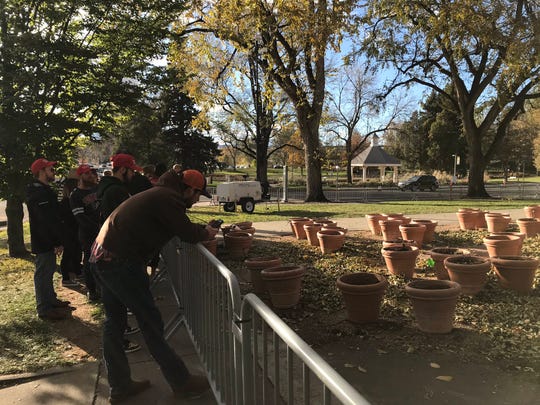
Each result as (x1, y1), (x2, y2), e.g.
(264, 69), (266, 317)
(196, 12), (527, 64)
(160, 238), (370, 405)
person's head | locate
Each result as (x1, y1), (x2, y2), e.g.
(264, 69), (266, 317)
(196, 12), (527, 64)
(172, 163), (182, 173)
(62, 178), (78, 198)
(157, 169), (211, 208)
(30, 158), (56, 184)
(110, 153), (142, 184)
(76, 164), (98, 188)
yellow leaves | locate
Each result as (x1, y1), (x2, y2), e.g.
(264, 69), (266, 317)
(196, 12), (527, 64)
(436, 375), (454, 382)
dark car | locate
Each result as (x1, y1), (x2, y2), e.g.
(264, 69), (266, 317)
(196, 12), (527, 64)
(398, 175), (439, 191)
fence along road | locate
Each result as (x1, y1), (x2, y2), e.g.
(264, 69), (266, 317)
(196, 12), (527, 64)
(159, 238), (370, 405)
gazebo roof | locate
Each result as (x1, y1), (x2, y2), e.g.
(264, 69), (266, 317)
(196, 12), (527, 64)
(351, 136), (401, 167)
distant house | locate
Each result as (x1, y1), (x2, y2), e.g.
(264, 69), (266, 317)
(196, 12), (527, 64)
(350, 135), (401, 183)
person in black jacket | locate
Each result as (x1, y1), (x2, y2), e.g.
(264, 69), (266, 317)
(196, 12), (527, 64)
(70, 164), (101, 301)
(59, 175), (82, 286)
(26, 158), (73, 320)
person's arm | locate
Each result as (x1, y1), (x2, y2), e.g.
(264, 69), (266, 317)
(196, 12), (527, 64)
(70, 192), (100, 237)
(101, 185), (130, 220)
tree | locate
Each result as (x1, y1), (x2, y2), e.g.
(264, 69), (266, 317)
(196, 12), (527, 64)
(0, 1), (188, 256)
(363, 0), (540, 197)
(180, 0), (358, 201)
(325, 63), (406, 183)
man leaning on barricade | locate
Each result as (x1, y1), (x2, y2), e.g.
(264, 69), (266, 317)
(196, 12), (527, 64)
(90, 168), (220, 404)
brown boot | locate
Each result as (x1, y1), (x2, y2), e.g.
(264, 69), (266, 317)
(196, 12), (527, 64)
(38, 308), (69, 320)
(173, 375), (210, 399)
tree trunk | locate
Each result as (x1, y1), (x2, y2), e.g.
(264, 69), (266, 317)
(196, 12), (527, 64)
(347, 157), (353, 184)
(6, 196), (29, 257)
(256, 146), (268, 184)
(303, 132), (327, 202)
(467, 139), (490, 198)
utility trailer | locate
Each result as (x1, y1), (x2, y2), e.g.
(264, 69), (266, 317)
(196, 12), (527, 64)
(216, 181), (262, 213)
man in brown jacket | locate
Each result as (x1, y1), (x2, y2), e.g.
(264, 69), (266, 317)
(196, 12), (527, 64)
(91, 169), (218, 403)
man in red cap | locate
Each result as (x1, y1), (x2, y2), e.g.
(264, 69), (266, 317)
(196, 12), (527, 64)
(26, 158), (73, 320)
(90, 168), (218, 403)
(69, 164), (101, 301)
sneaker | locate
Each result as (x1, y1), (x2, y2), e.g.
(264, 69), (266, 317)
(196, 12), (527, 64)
(173, 375), (210, 399)
(38, 308), (69, 321)
(123, 340), (141, 354)
(62, 279), (78, 287)
(109, 379), (151, 404)
(124, 325), (140, 335)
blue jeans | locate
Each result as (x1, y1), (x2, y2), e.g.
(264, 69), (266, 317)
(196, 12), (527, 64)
(34, 251), (58, 315)
(94, 259), (190, 394)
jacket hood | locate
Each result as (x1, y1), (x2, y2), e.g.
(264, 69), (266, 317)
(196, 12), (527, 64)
(96, 176), (123, 199)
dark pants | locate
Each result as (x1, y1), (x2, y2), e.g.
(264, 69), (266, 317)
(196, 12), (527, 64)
(60, 241), (81, 281)
(95, 259), (190, 394)
(82, 243), (99, 296)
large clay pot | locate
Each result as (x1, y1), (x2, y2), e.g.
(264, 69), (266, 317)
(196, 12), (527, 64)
(485, 212), (511, 233)
(288, 217), (309, 236)
(524, 205), (540, 219)
(261, 265), (306, 308)
(380, 245), (420, 278)
(379, 219), (402, 241)
(444, 255), (491, 296)
(313, 219), (338, 228)
(405, 279), (461, 334)
(200, 238), (218, 256)
(490, 231), (525, 252)
(224, 231), (253, 260)
(429, 247), (470, 280)
(337, 273), (388, 323)
(516, 218), (540, 238)
(245, 256), (283, 294)
(317, 229), (346, 254)
(482, 235), (521, 258)
(411, 219), (438, 244)
(291, 219), (313, 240)
(323, 225), (348, 234)
(491, 256), (539, 294)
(388, 215), (411, 225)
(456, 209), (478, 230)
(366, 213), (386, 235)
(304, 223), (323, 246)
(399, 223), (426, 248)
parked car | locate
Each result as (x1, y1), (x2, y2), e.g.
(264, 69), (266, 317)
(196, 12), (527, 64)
(398, 175), (439, 191)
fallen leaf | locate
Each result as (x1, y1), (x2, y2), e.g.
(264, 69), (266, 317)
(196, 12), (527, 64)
(436, 375), (453, 382)
(430, 362), (441, 369)
(357, 366), (367, 373)
(377, 349), (388, 354)
(344, 363), (355, 368)
(406, 346), (415, 353)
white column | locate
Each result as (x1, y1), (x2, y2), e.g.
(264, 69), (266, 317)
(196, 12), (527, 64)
(362, 167), (367, 182)
(379, 166), (385, 182)
(393, 167), (398, 183)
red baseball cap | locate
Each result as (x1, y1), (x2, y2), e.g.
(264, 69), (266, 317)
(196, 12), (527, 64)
(182, 169), (211, 198)
(76, 164), (96, 176)
(110, 154), (142, 172)
(30, 158), (56, 175)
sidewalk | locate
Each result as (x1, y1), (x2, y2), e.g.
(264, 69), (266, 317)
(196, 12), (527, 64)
(0, 275), (217, 405)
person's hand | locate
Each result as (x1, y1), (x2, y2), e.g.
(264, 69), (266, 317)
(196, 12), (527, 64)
(205, 225), (219, 240)
(54, 246), (64, 256)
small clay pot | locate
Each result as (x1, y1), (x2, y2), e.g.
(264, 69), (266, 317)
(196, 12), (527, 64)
(483, 235), (521, 258)
(491, 255), (539, 294)
(399, 223), (426, 248)
(382, 239), (417, 249)
(291, 219), (313, 239)
(516, 218), (540, 238)
(429, 247), (470, 280)
(317, 229), (346, 254)
(444, 255), (491, 296)
(304, 223), (323, 246)
(411, 219), (438, 244)
(380, 245), (420, 278)
(379, 219), (402, 241)
(245, 256), (283, 294)
(365, 214), (387, 236)
(337, 273), (388, 323)
(224, 231), (253, 260)
(200, 238), (217, 256)
(261, 265), (306, 308)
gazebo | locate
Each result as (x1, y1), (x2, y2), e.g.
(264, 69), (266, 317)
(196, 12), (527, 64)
(350, 135), (401, 183)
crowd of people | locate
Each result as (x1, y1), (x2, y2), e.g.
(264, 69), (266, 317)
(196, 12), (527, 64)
(26, 153), (218, 403)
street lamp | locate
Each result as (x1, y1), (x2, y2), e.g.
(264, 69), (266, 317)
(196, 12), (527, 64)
(335, 165), (340, 201)
(452, 154), (459, 184)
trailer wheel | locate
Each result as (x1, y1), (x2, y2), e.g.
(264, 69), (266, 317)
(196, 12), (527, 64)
(223, 202), (236, 212)
(241, 198), (255, 214)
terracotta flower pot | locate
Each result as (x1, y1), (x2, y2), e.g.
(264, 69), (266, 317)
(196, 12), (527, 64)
(233, 221), (253, 228)
(379, 219), (402, 241)
(524, 205), (540, 219)
(288, 217), (309, 236)
(380, 245), (420, 278)
(337, 273), (388, 323)
(365, 213), (386, 235)
(475, 210), (488, 229)
(200, 238), (218, 256)
(261, 265), (306, 308)
(399, 223), (426, 248)
(405, 279), (461, 334)
(313, 219), (338, 228)
(322, 225), (348, 234)
(224, 231), (253, 260)
(444, 255), (491, 296)
(411, 219), (438, 244)
(490, 231), (525, 252)
(482, 235), (521, 258)
(485, 213), (511, 233)
(245, 256), (283, 294)
(304, 223), (323, 246)
(491, 255), (539, 294)
(429, 247), (470, 280)
(317, 229), (346, 254)
(382, 239), (417, 249)
(291, 219), (313, 240)
(456, 209), (478, 230)
(516, 218), (540, 238)
(388, 215), (411, 225)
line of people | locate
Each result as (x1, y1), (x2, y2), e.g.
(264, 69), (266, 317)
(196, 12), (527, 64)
(27, 153), (218, 403)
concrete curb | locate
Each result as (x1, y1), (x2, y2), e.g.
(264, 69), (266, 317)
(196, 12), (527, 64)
(0, 363), (93, 385)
